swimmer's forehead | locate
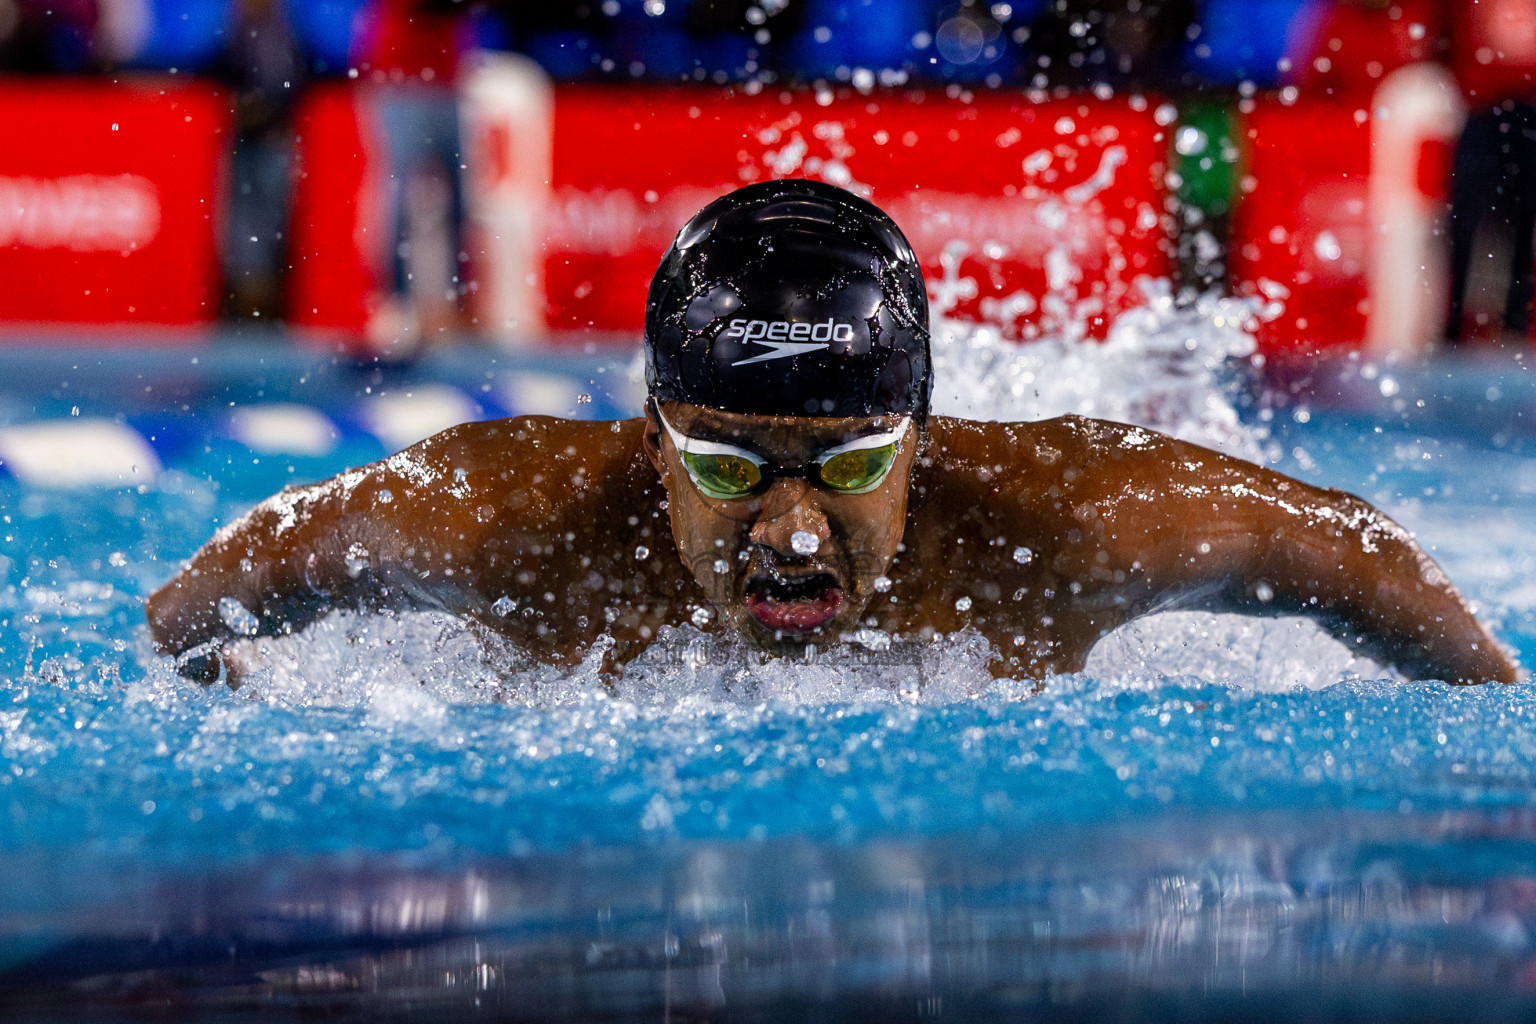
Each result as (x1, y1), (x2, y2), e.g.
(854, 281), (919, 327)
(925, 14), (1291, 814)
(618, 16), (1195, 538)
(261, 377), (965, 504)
(659, 401), (907, 459)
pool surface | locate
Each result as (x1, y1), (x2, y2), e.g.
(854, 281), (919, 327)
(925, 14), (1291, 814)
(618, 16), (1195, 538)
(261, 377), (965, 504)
(2, 300), (1536, 1021)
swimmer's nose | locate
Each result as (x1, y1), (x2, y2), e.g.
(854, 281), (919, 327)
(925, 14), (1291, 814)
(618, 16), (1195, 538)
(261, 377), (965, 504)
(749, 479), (830, 558)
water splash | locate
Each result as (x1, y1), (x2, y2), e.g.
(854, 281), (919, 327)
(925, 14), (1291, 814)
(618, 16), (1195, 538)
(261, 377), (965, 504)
(929, 277), (1271, 461)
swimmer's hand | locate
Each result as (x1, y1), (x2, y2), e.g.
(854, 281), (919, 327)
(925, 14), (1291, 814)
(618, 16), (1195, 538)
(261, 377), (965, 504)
(146, 564), (331, 685)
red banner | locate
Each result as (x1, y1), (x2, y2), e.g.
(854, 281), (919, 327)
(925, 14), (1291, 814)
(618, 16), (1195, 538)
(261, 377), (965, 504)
(1230, 99), (1374, 352)
(539, 86), (1174, 342)
(0, 79), (229, 332)
(1232, 76), (1463, 357)
(286, 82), (383, 339)
(295, 79), (1176, 348)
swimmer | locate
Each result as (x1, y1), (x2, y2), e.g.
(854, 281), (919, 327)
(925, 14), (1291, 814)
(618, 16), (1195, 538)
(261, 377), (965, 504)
(147, 179), (1519, 686)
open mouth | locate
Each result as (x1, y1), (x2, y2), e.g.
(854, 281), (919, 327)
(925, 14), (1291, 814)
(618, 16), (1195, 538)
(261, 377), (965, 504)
(743, 571), (844, 636)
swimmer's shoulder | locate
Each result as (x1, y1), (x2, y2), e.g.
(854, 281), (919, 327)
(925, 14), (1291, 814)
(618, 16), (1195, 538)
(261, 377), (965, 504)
(395, 415), (649, 485)
(919, 414), (1222, 516)
(924, 413), (1151, 475)
(926, 414), (1216, 467)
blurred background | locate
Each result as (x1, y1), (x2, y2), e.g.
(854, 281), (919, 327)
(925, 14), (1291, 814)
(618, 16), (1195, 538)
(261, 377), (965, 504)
(0, 0), (1530, 363)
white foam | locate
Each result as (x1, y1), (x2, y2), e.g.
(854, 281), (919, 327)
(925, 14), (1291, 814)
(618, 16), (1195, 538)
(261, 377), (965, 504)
(219, 611), (525, 708)
(1086, 612), (1397, 693)
(188, 602), (1389, 714)
(929, 279), (1270, 462)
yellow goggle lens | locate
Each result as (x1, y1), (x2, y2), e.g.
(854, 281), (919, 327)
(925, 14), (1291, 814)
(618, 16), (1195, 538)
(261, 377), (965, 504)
(681, 451), (763, 498)
(818, 443), (898, 494)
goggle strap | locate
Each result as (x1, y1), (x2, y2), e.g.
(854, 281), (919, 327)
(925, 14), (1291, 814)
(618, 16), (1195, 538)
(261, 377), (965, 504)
(814, 418), (910, 465)
(655, 404), (766, 465)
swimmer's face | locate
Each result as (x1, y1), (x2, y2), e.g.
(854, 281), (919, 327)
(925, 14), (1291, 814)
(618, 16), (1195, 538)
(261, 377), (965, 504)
(643, 400), (916, 653)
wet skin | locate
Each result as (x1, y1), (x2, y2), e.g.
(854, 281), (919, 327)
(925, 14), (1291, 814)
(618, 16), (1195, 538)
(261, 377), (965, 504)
(146, 405), (1521, 686)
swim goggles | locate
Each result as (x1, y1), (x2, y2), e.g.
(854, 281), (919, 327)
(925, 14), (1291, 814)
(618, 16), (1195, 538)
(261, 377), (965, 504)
(653, 401), (909, 500)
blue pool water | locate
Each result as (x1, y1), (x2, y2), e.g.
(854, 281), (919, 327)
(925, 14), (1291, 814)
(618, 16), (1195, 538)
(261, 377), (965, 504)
(3, 306), (1536, 1021)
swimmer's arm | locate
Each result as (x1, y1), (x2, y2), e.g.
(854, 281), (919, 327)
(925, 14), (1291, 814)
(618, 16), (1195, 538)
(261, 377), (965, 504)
(1095, 445), (1518, 685)
(145, 447), (455, 681)
(145, 419), (581, 682)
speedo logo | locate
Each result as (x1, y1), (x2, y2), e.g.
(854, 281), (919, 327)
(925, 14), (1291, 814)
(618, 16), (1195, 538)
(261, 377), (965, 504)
(718, 322), (854, 369)
(723, 317), (856, 343)
(724, 318), (856, 366)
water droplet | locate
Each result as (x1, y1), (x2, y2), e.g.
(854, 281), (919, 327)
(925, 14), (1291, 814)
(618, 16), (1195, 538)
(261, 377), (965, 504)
(217, 596), (260, 636)
(691, 606), (713, 627)
(492, 595), (515, 617)
(377, 489), (394, 504)
(791, 530), (820, 556)
(852, 627), (890, 651)
(1012, 546), (1033, 564)
(344, 542), (370, 577)
(635, 545), (650, 560)
(712, 558), (730, 574)
(576, 393), (592, 404)
(955, 596), (973, 612)
(1174, 125), (1207, 156)
(108, 551), (127, 567)
(874, 575), (892, 592)
(1255, 581), (1274, 603)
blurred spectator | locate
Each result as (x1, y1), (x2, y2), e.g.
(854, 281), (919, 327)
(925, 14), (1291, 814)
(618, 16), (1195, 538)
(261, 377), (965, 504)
(1027, 0), (1192, 91)
(1451, 0), (1536, 107)
(0, 0), (101, 72)
(354, 0), (477, 354)
(790, 0), (926, 82)
(1445, 101), (1536, 343)
(284, 0), (370, 75)
(1445, 0), (1536, 343)
(514, 2), (607, 81)
(221, 0), (304, 319)
(125, 0), (235, 71)
(927, 0), (1023, 85)
(515, 0), (787, 84)
(1284, 0), (1446, 97)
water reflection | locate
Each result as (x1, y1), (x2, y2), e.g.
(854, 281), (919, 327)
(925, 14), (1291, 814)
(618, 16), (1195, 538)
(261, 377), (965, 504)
(9, 811), (1536, 1021)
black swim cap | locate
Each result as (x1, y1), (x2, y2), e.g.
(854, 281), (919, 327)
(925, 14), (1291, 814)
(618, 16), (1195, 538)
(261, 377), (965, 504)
(645, 179), (931, 421)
